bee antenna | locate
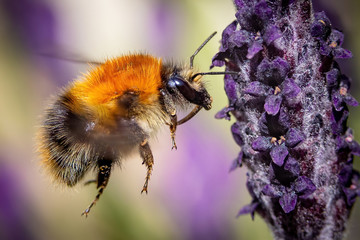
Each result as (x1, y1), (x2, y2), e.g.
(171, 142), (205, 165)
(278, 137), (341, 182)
(190, 31), (217, 69)
(191, 71), (239, 81)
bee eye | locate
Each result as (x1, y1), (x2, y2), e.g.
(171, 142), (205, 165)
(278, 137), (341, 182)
(167, 75), (196, 101)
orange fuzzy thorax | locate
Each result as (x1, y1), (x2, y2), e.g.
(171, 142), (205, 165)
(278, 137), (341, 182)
(69, 54), (163, 120)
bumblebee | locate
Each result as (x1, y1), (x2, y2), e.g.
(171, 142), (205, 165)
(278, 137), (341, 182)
(37, 32), (236, 216)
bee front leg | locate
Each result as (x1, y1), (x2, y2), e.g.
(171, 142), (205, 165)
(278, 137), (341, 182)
(169, 112), (177, 150)
(160, 89), (178, 150)
(81, 159), (112, 217)
(139, 139), (154, 194)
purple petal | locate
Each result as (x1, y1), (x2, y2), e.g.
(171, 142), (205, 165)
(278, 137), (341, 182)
(221, 20), (238, 47)
(284, 157), (300, 178)
(311, 21), (328, 39)
(340, 168), (360, 206)
(294, 176), (316, 198)
(263, 25), (282, 45)
(270, 161), (297, 183)
(233, 0), (245, 9)
(285, 128), (305, 148)
(335, 135), (347, 152)
(330, 109), (349, 135)
(325, 68), (340, 87)
(282, 78), (301, 98)
(333, 48), (352, 59)
(278, 108), (291, 130)
(257, 58), (271, 81)
(257, 57), (290, 85)
(314, 11), (331, 26)
(342, 186), (358, 206)
(259, 112), (269, 135)
(330, 29), (344, 46)
(215, 106), (234, 120)
(229, 30), (250, 48)
(311, 11), (331, 39)
(244, 81), (271, 97)
(262, 184), (284, 198)
(339, 164), (353, 186)
(272, 57), (291, 79)
(229, 151), (243, 172)
(254, 0), (272, 21)
(237, 202), (259, 220)
(268, 163), (277, 181)
(224, 74), (238, 103)
(319, 42), (332, 56)
(352, 170), (360, 184)
(251, 136), (272, 152)
(211, 52), (227, 68)
(270, 144), (288, 166)
(259, 110), (290, 135)
(231, 122), (244, 146)
(210, 59), (225, 68)
(344, 95), (359, 107)
(349, 140), (360, 156)
(264, 95), (282, 115)
(339, 130), (360, 156)
(247, 41), (263, 59)
(279, 192), (297, 213)
(332, 91), (344, 111)
(235, 8), (255, 32)
(339, 74), (351, 89)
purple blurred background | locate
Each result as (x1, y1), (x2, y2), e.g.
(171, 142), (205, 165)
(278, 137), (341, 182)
(0, 0), (359, 239)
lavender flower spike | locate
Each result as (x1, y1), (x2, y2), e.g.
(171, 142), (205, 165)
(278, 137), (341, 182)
(214, 1), (359, 239)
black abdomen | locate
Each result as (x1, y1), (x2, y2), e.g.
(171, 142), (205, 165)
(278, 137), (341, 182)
(40, 94), (97, 186)
(39, 92), (148, 186)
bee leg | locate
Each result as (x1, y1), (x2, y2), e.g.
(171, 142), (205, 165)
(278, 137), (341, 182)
(81, 159), (112, 217)
(169, 112), (177, 150)
(160, 90), (178, 150)
(140, 139), (154, 194)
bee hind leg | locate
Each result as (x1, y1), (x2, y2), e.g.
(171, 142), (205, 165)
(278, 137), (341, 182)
(81, 159), (112, 217)
(139, 139), (154, 194)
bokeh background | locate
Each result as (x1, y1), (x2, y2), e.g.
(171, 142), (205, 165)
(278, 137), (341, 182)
(0, 0), (359, 239)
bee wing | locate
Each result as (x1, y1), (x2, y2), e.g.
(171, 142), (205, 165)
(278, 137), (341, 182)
(90, 92), (146, 150)
(37, 51), (104, 66)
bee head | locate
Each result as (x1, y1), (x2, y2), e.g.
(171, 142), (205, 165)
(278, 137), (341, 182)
(161, 32), (238, 112)
(165, 70), (212, 110)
